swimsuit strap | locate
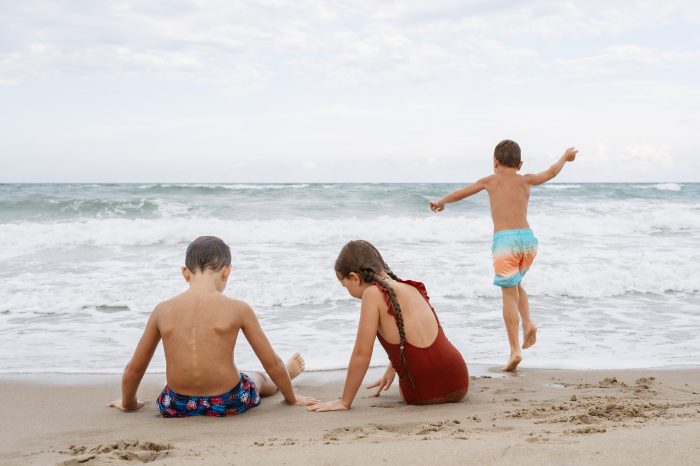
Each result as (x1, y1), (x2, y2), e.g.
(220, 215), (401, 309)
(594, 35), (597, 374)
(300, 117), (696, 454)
(375, 278), (441, 326)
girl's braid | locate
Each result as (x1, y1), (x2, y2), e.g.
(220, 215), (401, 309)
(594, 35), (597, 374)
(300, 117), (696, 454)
(372, 273), (416, 389)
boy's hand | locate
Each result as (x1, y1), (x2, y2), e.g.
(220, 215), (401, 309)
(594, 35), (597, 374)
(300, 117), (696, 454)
(429, 200), (445, 212)
(108, 399), (144, 411)
(287, 395), (320, 406)
(563, 147), (578, 162)
(306, 399), (350, 412)
(365, 366), (396, 397)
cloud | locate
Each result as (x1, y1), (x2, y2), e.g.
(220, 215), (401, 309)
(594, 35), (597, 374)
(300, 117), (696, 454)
(556, 45), (700, 75)
(622, 144), (673, 167)
(6, 0), (697, 90)
(1, 1), (699, 182)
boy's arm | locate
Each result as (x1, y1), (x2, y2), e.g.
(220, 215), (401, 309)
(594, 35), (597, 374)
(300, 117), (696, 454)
(524, 147), (578, 186)
(109, 306), (162, 411)
(429, 177), (490, 212)
(240, 303), (302, 405)
(308, 287), (380, 412)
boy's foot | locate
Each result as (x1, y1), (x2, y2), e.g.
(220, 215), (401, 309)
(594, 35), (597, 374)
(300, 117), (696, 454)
(501, 353), (522, 372)
(286, 352), (305, 380)
(522, 324), (537, 349)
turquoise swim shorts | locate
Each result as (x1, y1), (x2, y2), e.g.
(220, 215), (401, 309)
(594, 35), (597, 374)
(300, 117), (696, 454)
(492, 228), (538, 287)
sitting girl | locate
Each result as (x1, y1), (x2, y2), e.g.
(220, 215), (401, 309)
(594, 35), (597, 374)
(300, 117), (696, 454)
(308, 240), (468, 412)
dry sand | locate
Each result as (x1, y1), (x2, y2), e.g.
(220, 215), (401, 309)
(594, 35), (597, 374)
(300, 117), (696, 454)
(1, 365), (699, 465)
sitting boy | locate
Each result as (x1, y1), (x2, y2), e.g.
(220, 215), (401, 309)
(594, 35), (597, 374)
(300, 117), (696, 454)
(109, 236), (317, 417)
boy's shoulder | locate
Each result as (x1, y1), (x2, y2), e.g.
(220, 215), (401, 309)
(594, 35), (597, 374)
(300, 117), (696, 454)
(477, 174), (497, 189)
(153, 293), (254, 317)
(218, 295), (255, 313)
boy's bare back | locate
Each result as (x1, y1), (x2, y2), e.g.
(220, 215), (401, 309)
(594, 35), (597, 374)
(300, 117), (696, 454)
(479, 173), (532, 232)
(429, 145), (577, 233)
(155, 290), (250, 395)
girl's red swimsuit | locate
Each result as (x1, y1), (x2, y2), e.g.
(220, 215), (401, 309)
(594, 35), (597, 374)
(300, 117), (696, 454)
(375, 279), (469, 405)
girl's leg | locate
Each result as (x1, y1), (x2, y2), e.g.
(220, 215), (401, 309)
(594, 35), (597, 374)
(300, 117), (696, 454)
(501, 285), (522, 371)
(517, 284), (538, 349)
(243, 353), (306, 397)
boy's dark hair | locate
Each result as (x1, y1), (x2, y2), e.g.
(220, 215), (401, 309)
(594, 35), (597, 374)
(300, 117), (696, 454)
(185, 236), (231, 273)
(494, 140), (521, 168)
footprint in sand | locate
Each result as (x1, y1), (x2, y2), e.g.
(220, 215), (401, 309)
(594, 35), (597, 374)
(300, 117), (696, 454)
(59, 440), (173, 464)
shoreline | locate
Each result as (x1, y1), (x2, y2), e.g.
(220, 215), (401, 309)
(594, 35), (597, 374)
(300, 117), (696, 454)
(2, 362), (698, 378)
(2, 366), (699, 465)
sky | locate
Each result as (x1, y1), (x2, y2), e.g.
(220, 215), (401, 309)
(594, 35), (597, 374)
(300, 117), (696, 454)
(1, 0), (699, 182)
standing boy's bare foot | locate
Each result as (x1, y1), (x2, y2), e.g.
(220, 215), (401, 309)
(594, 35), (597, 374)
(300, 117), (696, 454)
(286, 352), (306, 380)
(501, 352), (522, 372)
(522, 324), (537, 349)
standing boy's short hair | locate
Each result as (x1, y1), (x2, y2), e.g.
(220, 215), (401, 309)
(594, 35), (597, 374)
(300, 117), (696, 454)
(494, 140), (521, 168)
(185, 236), (231, 273)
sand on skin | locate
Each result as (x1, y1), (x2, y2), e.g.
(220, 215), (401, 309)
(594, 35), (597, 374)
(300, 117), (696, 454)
(1, 366), (699, 465)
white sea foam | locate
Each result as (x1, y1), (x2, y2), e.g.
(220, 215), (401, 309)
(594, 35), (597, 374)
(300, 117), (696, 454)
(653, 182), (682, 191)
(1, 183), (699, 373)
(143, 183), (311, 190)
(540, 184), (582, 190)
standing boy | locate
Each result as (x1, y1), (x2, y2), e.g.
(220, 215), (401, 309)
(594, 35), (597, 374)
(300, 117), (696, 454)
(429, 140), (577, 371)
(109, 236), (317, 416)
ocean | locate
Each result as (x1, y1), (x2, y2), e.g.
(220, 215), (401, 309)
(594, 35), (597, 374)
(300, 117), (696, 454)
(0, 182), (698, 373)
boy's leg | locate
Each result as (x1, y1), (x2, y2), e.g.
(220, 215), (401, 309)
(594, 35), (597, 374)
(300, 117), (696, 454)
(244, 371), (279, 397)
(501, 285), (522, 372)
(243, 353), (306, 398)
(517, 284), (537, 349)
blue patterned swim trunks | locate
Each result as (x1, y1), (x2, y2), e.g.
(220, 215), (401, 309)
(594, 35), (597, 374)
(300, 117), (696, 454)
(157, 373), (261, 417)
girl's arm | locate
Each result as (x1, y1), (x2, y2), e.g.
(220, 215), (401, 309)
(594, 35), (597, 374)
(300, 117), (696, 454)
(366, 360), (396, 397)
(308, 287), (381, 412)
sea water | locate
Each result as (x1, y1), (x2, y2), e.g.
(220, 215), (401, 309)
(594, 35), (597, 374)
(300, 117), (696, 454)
(0, 183), (698, 373)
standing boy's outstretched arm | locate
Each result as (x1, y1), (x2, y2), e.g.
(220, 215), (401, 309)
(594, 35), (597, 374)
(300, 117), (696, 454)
(524, 147), (578, 186)
(429, 177), (490, 212)
(109, 306), (162, 411)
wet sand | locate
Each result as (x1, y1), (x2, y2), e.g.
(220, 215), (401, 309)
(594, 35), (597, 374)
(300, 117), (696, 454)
(1, 365), (699, 465)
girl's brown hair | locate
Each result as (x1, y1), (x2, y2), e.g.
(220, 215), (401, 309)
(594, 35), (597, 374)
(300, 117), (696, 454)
(335, 240), (414, 388)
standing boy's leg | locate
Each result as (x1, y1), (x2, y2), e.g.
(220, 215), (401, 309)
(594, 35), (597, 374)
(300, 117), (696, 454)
(517, 284), (537, 349)
(501, 285), (522, 371)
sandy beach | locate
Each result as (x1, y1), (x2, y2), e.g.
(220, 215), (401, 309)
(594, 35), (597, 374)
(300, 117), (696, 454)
(1, 365), (699, 465)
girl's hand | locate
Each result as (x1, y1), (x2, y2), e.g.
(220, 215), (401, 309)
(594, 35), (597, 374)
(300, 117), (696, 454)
(366, 366), (396, 397)
(307, 399), (350, 412)
(108, 399), (144, 411)
(287, 395), (320, 406)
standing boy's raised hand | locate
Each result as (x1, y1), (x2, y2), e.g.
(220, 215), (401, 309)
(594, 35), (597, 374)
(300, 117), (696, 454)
(564, 147), (578, 162)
